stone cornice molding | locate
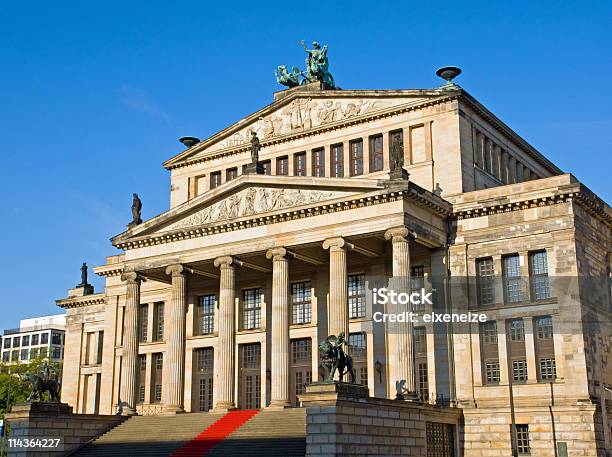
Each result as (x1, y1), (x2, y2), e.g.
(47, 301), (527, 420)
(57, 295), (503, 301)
(94, 266), (124, 278)
(56, 294), (106, 309)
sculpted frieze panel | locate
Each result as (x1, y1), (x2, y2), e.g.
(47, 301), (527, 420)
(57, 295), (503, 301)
(163, 187), (348, 231)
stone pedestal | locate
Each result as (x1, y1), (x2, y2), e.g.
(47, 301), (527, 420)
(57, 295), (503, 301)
(67, 284), (94, 297)
(242, 162), (264, 174)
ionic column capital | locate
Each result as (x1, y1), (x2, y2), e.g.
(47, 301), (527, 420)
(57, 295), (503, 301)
(384, 226), (416, 244)
(213, 255), (241, 269)
(322, 236), (352, 252)
(121, 271), (143, 285)
(165, 264), (192, 277)
(266, 247), (290, 262)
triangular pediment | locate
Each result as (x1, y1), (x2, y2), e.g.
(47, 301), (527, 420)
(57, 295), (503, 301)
(112, 175), (387, 245)
(164, 87), (457, 169)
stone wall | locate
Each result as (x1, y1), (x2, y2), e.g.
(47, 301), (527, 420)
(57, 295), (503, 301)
(6, 402), (125, 456)
(300, 382), (461, 457)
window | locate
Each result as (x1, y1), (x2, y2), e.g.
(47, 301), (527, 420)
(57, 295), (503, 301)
(226, 167), (238, 181)
(291, 339), (312, 365)
(418, 362), (429, 400)
(348, 274), (366, 318)
(210, 171), (222, 189)
(3, 338), (9, 349)
(11, 350), (18, 361)
(51, 332), (63, 345)
(138, 355), (146, 404)
(242, 288), (261, 330)
(22, 335), (30, 347)
(261, 160), (271, 175)
(312, 148), (325, 177)
(30, 348), (38, 359)
(153, 302), (164, 341)
(508, 319), (524, 341)
(20, 349), (29, 360)
(139, 304), (149, 342)
(330, 144), (344, 177)
(504, 254), (523, 303)
(39, 347), (47, 358)
(411, 266), (425, 291)
(41, 333), (49, 345)
(481, 321), (498, 344)
(197, 294), (215, 335)
(31, 334), (39, 346)
(291, 282), (312, 324)
(530, 251), (550, 300)
(485, 360), (500, 384)
(294, 152), (307, 176)
(535, 316), (553, 340)
(152, 353), (163, 403)
(515, 424), (531, 455)
(276, 156), (289, 175)
(349, 140), (363, 176)
(539, 358), (557, 380)
(13, 337), (20, 348)
(50, 347), (61, 359)
(2, 352), (9, 362)
(413, 327), (427, 354)
(477, 258), (495, 305)
(196, 347), (214, 372)
(512, 359), (528, 382)
(369, 135), (383, 172)
(348, 332), (367, 386)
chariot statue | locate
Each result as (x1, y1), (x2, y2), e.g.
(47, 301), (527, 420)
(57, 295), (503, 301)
(318, 332), (356, 383)
(275, 65), (301, 88)
(275, 40), (336, 88)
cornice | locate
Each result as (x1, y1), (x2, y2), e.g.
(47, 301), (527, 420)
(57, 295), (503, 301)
(56, 294), (106, 309)
(114, 182), (451, 251)
(94, 265), (124, 278)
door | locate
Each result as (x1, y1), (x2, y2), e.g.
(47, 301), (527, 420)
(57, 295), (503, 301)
(290, 338), (312, 406)
(193, 348), (214, 412)
(239, 343), (261, 409)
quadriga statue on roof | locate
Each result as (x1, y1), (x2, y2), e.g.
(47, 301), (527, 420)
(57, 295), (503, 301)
(275, 40), (335, 88)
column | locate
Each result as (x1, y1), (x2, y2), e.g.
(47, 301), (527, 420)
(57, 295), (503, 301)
(119, 271), (142, 415)
(164, 264), (190, 413)
(384, 226), (416, 399)
(266, 247), (291, 408)
(322, 237), (349, 339)
(213, 256), (238, 411)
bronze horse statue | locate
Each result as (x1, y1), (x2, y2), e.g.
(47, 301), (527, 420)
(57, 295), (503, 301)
(319, 332), (356, 383)
(21, 372), (61, 402)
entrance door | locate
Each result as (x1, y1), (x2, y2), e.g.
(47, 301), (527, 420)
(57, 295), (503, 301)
(193, 348), (214, 412)
(239, 343), (261, 409)
(290, 338), (312, 406)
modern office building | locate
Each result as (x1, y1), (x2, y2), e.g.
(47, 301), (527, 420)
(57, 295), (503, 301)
(1, 314), (66, 364)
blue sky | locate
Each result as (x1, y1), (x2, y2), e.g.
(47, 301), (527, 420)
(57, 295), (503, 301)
(0, 1), (610, 330)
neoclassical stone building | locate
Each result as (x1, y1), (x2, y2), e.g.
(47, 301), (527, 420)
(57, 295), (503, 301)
(57, 79), (611, 456)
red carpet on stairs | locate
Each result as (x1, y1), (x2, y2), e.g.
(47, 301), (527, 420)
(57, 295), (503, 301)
(170, 410), (260, 457)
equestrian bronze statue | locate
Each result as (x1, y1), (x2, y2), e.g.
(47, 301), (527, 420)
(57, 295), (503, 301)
(319, 332), (356, 383)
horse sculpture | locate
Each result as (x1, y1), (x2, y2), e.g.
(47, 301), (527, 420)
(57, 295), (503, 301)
(319, 332), (356, 383)
(21, 372), (61, 402)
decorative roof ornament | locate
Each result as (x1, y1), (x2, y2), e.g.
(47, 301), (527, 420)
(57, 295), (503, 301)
(275, 40), (336, 89)
(435, 66), (462, 87)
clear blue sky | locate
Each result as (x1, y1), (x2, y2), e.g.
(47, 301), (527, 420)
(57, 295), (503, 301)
(0, 1), (610, 330)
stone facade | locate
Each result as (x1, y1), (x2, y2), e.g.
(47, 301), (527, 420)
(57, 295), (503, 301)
(55, 81), (611, 456)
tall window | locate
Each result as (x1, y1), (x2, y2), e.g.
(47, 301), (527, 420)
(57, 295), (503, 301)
(348, 274), (366, 318)
(508, 319), (524, 341)
(276, 156), (289, 175)
(261, 160), (271, 175)
(414, 326), (428, 400)
(226, 167), (238, 181)
(242, 288), (262, 330)
(369, 135), (383, 172)
(51, 332), (63, 345)
(507, 319), (527, 382)
(22, 335), (30, 346)
(210, 171), (222, 189)
(477, 257), (495, 305)
(504, 254), (523, 303)
(294, 152), (307, 176)
(348, 332), (367, 386)
(41, 333), (49, 345)
(530, 251), (550, 300)
(153, 302), (164, 342)
(13, 337), (20, 348)
(411, 265), (425, 290)
(31, 334), (39, 346)
(480, 321), (500, 385)
(197, 294), (215, 335)
(312, 148), (325, 177)
(138, 355), (146, 404)
(534, 316), (556, 381)
(139, 304), (149, 342)
(349, 140), (363, 176)
(152, 353), (163, 403)
(3, 338), (10, 349)
(331, 144), (344, 177)
(515, 424), (531, 455)
(291, 281), (312, 324)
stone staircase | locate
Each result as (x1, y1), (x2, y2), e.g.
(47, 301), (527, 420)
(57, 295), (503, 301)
(70, 408), (306, 457)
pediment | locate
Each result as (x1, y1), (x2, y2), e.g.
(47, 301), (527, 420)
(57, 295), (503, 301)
(113, 175), (385, 244)
(164, 88), (456, 168)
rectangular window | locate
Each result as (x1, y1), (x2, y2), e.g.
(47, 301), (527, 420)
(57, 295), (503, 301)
(481, 321), (498, 344)
(349, 140), (363, 176)
(242, 288), (262, 330)
(139, 304), (149, 342)
(30, 348), (38, 359)
(508, 319), (525, 341)
(152, 353), (163, 403)
(3, 338), (10, 349)
(411, 266), (425, 291)
(535, 316), (553, 340)
(539, 358), (557, 380)
(39, 347), (47, 358)
(50, 347), (61, 359)
(369, 135), (383, 172)
(210, 171), (222, 189)
(477, 258), (495, 305)
(31, 334), (39, 346)
(291, 339), (312, 365)
(294, 152), (307, 176)
(41, 333), (49, 345)
(418, 362), (429, 400)
(330, 144), (344, 177)
(348, 332), (367, 386)
(530, 251), (550, 300)
(13, 337), (20, 348)
(276, 156), (289, 175)
(485, 360), (500, 384)
(480, 321), (500, 385)
(413, 327), (427, 354)
(226, 167), (238, 181)
(20, 349), (28, 360)
(153, 302), (164, 341)
(197, 294), (216, 335)
(516, 424), (531, 455)
(11, 350), (18, 361)
(348, 274), (366, 318)
(504, 254), (524, 303)
(291, 281), (312, 324)
(312, 148), (325, 177)
(22, 335), (30, 347)
(138, 355), (146, 404)
(261, 160), (271, 175)
(51, 332), (63, 345)
(2, 352), (9, 362)
(512, 359), (528, 382)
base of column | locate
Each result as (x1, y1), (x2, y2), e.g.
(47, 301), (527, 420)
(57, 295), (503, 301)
(267, 400), (292, 409)
(162, 405), (185, 415)
(212, 401), (236, 413)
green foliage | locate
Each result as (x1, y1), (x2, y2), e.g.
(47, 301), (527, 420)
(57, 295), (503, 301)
(0, 358), (62, 420)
